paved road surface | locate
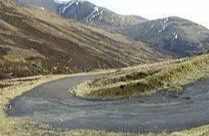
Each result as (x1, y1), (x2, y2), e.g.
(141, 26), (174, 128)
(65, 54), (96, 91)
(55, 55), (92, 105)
(7, 75), (209, 133)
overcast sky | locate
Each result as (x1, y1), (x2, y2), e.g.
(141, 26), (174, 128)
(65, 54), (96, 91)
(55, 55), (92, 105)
(57, 0), (209, 29)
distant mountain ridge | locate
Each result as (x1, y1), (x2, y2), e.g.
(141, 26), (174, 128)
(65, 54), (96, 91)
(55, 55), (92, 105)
(0, 0), (166, 79)
(57, 0), (146, 32)
(120, 17), (209, 57)
(14, 0), (59, 12)
(14, 0), (147, 32)
(12, 0), (209, 57)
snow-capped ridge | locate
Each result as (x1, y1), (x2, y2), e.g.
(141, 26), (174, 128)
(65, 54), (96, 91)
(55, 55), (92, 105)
(86, 6), (103, 23)
(159, 17), (170, 33)
(58, 0), (104, 23)
(59, 0), (85, 14)
(63, 0), (86, 4)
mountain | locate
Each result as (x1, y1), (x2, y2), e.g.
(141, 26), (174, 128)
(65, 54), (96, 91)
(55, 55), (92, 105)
(14, 0), (59, 12)
(14, 0), (209, 58)
(13, 0), (147, 32)
(0, 0), (166, 79)
(120, 17), (209, 57)
(57, 0), (147, 32)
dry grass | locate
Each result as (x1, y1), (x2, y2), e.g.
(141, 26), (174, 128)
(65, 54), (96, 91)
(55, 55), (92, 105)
(0, 71), (209, 135)
(0, 0), (167, 80)
(72, 53), (209, 99)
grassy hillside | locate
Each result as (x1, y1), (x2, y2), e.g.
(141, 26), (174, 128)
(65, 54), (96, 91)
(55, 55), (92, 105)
(0, 74), (209, 136)
(14, 0), (147, 33)
(120, 17), (209, 57)
(0, 0), (166, 79)
(13, 1), (209, 58)
(72, 53), (209, 99)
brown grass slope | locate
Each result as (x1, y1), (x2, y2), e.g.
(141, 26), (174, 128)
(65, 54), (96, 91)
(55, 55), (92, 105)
(72, 53), (209, 99)
(0, 0), (166, 79)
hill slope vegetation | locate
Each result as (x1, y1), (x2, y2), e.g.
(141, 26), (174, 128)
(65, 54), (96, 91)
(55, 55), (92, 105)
(72, 53), (209, 99)
(0, 0), (165, 79)
(13, 1), (209, 57)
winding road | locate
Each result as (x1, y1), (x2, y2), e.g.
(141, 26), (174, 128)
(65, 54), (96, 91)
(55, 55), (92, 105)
(7, 75), (209, 133)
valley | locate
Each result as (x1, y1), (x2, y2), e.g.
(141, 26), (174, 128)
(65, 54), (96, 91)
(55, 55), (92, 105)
(13, 0), (209, 58)
(0, 0), (165, 79)
(1, 0), (209, 136)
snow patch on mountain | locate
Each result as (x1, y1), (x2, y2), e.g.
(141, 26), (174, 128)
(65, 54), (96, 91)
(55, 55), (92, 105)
(58, 0), (103, 23)
(85, 7), (103, 23)
(60, 1), (74, 13)
(150, 24), (155, 30)
(59, 0), (85, 14)
(163, 18), (169, 24)
(174, 32), (178, 39)
(94, 7), (99, 12)
(40, 7), (45, 10)
(160, 18), (169, 32)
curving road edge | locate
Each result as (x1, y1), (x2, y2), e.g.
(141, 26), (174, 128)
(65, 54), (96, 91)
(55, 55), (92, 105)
(7, 75), (209, 133)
